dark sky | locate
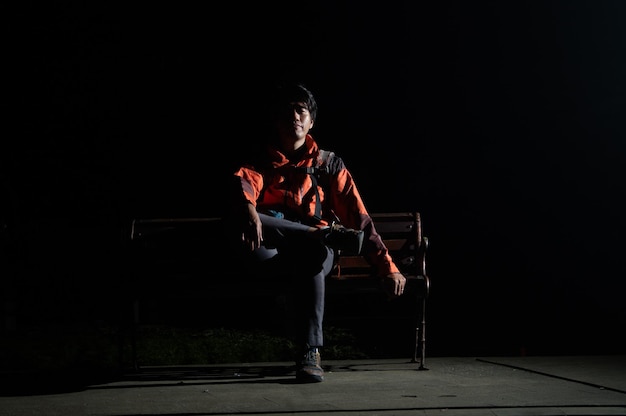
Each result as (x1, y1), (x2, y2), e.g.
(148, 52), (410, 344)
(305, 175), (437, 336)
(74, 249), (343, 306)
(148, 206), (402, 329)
(5, 1), (626, 354)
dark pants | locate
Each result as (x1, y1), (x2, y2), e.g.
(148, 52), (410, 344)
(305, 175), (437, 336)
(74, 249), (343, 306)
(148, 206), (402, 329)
(236, 213), (335, 348)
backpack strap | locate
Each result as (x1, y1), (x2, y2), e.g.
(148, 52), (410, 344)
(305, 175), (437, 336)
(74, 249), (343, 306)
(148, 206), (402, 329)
(301, 149), (336, 222)
(302, 149), (335, 176)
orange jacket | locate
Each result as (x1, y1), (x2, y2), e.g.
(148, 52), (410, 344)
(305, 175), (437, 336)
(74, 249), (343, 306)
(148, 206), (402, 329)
(233, 135), (400, 277)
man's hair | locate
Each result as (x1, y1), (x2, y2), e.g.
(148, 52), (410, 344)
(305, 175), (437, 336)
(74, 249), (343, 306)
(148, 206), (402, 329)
(271, 83), (318, 123)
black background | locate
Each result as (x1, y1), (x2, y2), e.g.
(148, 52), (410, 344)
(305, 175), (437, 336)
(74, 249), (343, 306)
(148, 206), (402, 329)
(4, 1), (626, 356)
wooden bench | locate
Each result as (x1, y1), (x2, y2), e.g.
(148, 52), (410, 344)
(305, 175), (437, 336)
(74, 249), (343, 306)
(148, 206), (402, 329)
(121, 211), (430, 370)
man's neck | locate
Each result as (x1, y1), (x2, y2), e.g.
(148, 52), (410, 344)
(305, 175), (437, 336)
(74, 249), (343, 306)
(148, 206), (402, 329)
(279, 136), (306, 158)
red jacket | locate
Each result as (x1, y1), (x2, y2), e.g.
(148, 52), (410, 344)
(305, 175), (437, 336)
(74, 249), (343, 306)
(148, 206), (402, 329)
(233, 135), (400, 277)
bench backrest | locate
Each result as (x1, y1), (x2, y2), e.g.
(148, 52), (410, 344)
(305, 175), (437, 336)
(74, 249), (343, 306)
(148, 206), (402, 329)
(331, 212), (427, 282)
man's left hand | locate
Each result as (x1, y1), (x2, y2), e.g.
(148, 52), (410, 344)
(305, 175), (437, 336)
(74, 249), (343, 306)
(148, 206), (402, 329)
(382, 272), (406, 299)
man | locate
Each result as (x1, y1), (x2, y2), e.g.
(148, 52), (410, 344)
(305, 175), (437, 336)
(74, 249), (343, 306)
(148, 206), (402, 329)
(228, 82), (406, 383)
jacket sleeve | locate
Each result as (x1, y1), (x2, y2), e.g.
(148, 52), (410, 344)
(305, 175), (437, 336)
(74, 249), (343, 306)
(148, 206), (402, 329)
(233, 166), (264, 206)
(327, 165), (400, 278)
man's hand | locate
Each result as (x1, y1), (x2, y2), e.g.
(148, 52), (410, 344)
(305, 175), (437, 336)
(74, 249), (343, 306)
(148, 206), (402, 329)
(382, 272), (407, 300)
(241, 202), (263, 251)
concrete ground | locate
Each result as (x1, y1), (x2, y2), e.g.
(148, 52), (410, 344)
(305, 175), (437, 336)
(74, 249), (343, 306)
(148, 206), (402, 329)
(1, 355), (625, 416)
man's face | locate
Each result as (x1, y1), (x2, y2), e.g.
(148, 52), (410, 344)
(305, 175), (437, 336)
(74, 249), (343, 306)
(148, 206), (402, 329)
(276, 101), (314, 142)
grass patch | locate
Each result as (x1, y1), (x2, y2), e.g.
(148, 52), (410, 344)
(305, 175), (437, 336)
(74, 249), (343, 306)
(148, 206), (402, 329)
(1, 323), (120, 373)
(1, 324), (371, 372)
(135, 325), (369, 365)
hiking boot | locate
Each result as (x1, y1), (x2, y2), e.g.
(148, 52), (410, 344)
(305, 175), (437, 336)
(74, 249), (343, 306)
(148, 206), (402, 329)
(324, 222), (364, 255)
(296, 347), (324, 383)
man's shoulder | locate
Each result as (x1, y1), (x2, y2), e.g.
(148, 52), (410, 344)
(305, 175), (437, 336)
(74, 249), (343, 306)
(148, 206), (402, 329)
(316, 148), (344, 175)
(317, 149), (335, 163)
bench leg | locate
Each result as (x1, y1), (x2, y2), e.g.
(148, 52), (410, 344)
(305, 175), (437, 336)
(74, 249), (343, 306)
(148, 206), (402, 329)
(115, 297), (140, 372)
(412, 297), (428, 370)
(131, 299), (139, 370)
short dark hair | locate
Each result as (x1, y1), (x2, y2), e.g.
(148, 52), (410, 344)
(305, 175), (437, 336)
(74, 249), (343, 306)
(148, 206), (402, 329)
(271, 83), (318, 123)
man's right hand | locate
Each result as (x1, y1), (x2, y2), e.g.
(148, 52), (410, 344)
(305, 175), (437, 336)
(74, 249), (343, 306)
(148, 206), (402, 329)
(241, 202), (263, 251)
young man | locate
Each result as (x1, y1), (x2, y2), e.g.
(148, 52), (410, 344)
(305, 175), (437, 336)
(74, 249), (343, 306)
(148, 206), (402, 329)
(228, 82), (406, 383)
